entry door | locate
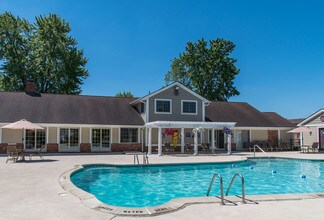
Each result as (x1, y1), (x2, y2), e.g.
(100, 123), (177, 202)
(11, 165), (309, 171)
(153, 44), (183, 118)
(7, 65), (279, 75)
(320, 128), (324, 150)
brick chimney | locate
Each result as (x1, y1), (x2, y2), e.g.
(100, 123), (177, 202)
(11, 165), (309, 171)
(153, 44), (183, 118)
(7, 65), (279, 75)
(25, 81), (36, 93)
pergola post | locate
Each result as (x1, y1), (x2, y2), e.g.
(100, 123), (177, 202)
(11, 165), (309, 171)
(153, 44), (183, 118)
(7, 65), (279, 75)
(181, 128), (185, 153)
(211, 128), (215, 154)
(148, 127), (152, 154)
(227, 133), (232, 155)
(158, 127), (162, 156)
(0, 127), (2, 143)
(194, 132), (198, 156)
(278, 129), (281, 146)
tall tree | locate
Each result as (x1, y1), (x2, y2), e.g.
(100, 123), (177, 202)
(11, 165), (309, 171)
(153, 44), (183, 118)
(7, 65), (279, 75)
(0, 12), (33, 91)
(115, 91), (134, 98)
(165, 38), (240, 101)
(0, 12), (89, 94)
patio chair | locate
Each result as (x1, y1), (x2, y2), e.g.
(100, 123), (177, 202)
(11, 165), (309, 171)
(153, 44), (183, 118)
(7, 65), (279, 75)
(162, 142), (173, 155)
(28, 145), (45, 160)
(184, 143), (192, 154)
(201, 143), (209, 153)
(310, 142), (319, 153)
(6, 144), (23, 163)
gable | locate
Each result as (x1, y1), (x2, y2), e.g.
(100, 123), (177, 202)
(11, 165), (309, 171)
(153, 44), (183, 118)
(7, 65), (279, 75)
(130, 82), (209, 104)
(298, 109), (324, 126)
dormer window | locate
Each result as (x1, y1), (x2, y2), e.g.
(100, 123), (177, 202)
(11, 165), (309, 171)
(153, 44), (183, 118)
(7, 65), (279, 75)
(181, 100), (197, 115)
(155, 99), (172, 114)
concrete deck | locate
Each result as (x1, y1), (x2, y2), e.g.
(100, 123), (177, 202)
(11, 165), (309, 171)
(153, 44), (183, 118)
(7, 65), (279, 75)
(1, 152), (324, 220)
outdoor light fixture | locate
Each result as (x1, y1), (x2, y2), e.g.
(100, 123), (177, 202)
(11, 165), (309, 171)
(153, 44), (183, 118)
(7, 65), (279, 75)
(174, 86), (179, 96)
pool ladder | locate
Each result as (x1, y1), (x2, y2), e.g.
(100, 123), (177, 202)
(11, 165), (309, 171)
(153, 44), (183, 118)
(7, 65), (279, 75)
(206, 173), (258, 205)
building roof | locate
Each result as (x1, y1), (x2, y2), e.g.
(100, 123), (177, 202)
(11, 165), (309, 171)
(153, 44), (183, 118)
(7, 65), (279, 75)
(0, 92), (144, 125)
(205, 102), (293, 127)
(297, 108), (324, 126)
(288, 118), (305, 126)
(0, 92), (293, 128)
(130, 82), (210, 105)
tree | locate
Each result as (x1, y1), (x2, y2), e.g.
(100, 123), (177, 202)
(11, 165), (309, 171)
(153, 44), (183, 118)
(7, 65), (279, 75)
(115, 91), (134, 98)
(0, 12), (89, 94)
(165, 38), (240, 101)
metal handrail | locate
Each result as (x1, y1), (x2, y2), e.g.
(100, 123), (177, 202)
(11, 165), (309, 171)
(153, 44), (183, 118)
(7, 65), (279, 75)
(225, 173), (246, 204)
(253, 144), (269, 158)
(206, 173), (225, 205)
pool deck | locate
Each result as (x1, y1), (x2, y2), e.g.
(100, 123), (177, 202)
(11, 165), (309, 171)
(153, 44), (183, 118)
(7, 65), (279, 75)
(1, 151), (324, 220)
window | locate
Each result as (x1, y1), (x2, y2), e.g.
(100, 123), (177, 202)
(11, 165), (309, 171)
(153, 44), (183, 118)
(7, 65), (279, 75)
(182, 100), (197, 114)
(140, 103), (145, 113)
(155, 99), (171, 114)
(60, 128), (79, 149)
(120, 128), (138, 143)
(25, 129), (46, 150)
(92, 129), (110, 150)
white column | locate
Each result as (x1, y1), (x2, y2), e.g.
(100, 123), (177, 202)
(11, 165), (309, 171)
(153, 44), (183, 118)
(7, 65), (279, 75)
(227, 133), (232, 155)
(79, 127), (82, 144)
(141, 128), (144, 152)
(46, 127), (49, 144)
(57, 127), (60, 144)
(89, 128), (92, 143)
(158, 127), (162, 156)
(181, 128), (185, 153)
(300, 132), (303, 146)
(211, 128), (215, 154)
(194, 132), (198, 156)
(148, 127), (152, 154)
(249, 129), (252, 142)
(0, 127), (2, 143)
(200, 131), (204, 144)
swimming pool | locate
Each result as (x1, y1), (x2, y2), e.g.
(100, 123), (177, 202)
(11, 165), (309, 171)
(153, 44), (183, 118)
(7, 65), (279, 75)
(70, 158), (324, 208)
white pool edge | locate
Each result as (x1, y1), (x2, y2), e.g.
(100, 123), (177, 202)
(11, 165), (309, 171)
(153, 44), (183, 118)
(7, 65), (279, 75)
(59, 159), (324, 217)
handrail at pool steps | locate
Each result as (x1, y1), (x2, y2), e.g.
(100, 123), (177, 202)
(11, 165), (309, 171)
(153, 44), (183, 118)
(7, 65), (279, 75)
(207, 173), (258, 206)
(225, 173), (246, 204)
(253, 144), (270, 159)
(206, 173), (225, 205)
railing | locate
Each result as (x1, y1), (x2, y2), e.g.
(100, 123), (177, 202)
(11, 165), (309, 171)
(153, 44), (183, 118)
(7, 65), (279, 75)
(206, 173), (225, 205)
(253, 144), (270, 158)
(225, 173), (246, 204)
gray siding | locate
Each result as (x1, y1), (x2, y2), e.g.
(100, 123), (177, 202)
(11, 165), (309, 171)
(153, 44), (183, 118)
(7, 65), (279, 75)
(148, 86), (203, 122)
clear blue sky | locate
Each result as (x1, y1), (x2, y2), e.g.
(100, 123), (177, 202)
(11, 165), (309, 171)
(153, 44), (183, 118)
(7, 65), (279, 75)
(1, 0), (323, 119)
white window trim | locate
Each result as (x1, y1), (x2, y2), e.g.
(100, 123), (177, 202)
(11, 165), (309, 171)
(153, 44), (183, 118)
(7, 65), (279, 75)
(24, 129), (46, 150)
(58, 128), (80, 151)
(154, 99), (172, 114)
(181, 100), (198, 115)
(120, 127), (139, 143)
(91, 128), (111, 151)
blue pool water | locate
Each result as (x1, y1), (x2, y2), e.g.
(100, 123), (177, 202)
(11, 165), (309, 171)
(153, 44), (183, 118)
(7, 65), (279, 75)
(71, 158), (324, 207)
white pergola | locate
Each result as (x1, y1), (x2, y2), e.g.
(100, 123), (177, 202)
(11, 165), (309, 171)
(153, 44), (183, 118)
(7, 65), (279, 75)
(145, 121), (236, 156)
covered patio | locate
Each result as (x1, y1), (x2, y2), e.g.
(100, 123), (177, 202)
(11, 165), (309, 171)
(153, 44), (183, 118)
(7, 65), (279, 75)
(145, 121), (236, 156)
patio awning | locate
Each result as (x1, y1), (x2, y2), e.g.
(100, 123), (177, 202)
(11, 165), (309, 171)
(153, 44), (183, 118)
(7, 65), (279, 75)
(144, 121), (236, 129)
(287, 126), (311, 133)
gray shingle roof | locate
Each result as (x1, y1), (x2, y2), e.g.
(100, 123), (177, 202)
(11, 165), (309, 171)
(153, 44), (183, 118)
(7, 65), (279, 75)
(205, 102), (293, 127)
(0, 92), (293, 128)
(0, 92), (144, 125)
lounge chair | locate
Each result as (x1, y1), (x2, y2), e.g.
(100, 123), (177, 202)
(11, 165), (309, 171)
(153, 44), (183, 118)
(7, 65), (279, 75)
(28, 145), (45, 160)
(6, 144), (23, 163)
